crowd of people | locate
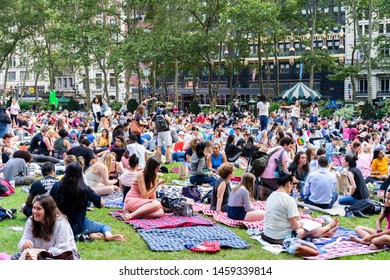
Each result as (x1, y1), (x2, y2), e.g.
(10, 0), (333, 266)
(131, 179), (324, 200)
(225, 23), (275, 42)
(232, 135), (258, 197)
(2, 94), (390, 259)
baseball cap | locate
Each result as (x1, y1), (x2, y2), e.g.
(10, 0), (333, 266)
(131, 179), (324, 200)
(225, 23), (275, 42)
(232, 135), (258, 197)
(178, 131), (185, 136)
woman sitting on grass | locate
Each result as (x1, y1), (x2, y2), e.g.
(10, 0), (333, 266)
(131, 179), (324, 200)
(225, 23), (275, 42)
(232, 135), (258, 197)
(227, 172), (265, 221)
(50, 162), (126, 242)
(210, 163), (234, 214)
(119, 154), (139, 202)
(350, 187), (390, 249)
(85, 152), (119, 196)
(121, 157), (166, 220)
(262, 173), (339, 245)
(13, 194), (80, 260)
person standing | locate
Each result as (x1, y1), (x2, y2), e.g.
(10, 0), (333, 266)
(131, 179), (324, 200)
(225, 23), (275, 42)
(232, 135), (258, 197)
(153, 106), (173, 164)
(257, 94), (270, 131)
(9, 98), (20, 127)
(281, 101), (301, 131)
(91, 97), (101, 133)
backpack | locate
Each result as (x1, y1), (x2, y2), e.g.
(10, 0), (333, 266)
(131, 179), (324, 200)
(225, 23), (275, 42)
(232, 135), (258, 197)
(182, 184), (202, 202)
(250, 148), (282, 178)
(0, 179), (15, 197)
(155, 114), (169, 132)
(344, 199), (384, 218)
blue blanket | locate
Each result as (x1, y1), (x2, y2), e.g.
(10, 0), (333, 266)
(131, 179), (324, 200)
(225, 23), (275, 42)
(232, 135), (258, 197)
(138, 225), (250, 251)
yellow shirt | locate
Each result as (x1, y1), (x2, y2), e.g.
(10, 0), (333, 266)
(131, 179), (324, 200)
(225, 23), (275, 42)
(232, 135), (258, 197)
(98, 136), (109, 147)
(371, 157), (389, 176)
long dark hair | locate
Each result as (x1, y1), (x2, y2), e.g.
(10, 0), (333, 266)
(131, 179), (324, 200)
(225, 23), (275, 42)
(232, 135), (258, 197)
(143, 156), (161, 191)
(195, 142), (206, 158)
(31, 194), (61, 242)
(372, 148), (382, 162)
(259, 94), (267, 104)
(384, 188), (390, 218)
(292, 151), (309, 174)
(54, 163), (90, 213)
(225, 134), (235, 152)
(344, 155), (357, 168)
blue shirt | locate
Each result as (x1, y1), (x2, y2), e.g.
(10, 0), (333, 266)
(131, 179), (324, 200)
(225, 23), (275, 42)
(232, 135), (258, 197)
(303, 168), (336, 204)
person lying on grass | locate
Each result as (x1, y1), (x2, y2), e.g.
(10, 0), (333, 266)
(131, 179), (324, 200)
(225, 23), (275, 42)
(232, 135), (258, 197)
(50, 162), (126, 242)
(350, 187), (390, 249)
(262, 173), (339, 245)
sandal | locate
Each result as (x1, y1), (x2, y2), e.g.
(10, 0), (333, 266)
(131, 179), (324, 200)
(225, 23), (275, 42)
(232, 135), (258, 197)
(185, 240), (220, 253)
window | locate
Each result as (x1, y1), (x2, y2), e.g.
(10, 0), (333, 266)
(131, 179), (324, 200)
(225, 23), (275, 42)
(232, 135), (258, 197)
(20, 71), (26, 81)
(280, 64), (290, 73)
(278, 43), (284, 51)
(11, 57), (16, 67)
(110, 73), (115, 88)
(380, 78), (390, 92)
(96, 73), (102, 89)
(358, 79), (368, 92)
(379, 24), (384, 34)
(69, 77), (73, 88)
(380, 46), (390, 56)
(295, 43), (300, 50)
(58, 78), (62, 88)
(63, 78), (68, 88)
(7, 72), (16, 81)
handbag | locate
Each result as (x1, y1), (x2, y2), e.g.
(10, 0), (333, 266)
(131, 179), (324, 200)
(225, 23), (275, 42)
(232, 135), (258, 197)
(182, 184), (202, 202)
(37, 250), (75, 260)
(172, 198), (193, 217)
(130, 120), (144, 135)
(104, 107), (112, 117)
(178, 165), (189, 179)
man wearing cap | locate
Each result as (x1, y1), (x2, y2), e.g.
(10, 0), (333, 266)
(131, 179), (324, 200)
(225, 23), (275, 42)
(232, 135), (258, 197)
(28, 126), (49, 154)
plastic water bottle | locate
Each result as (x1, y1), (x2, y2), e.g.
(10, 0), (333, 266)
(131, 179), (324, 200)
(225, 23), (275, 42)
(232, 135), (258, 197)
(293, 188), (299, 202)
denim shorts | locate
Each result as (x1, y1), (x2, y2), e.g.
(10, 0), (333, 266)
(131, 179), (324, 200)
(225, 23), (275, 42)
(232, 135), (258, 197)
(227, 206), (246, 220)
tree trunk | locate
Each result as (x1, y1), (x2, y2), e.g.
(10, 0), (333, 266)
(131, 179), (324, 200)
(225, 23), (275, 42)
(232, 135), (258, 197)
(152, 63), (157, 112)
(274, 36), (280, 96)
(34, 71), (40, 103)
(257, 36), (263, 95)
(137, 68), (142, 104)
(84, 64), (91, 109)
(174, 60), (179, 107)
(192, 73), (197, 101)
(266, 54), (271, 98)
(208, 61), (216, 111)
(125, 69), (131, 101)
(115, 71), (119, 101)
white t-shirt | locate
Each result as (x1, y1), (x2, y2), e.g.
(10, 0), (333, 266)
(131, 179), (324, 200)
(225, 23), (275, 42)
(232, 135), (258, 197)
(126, 143), (146, 168)
(257, 102), (270, 116)
(10, 103), (20, 115)
(264, 191), (300, 240)
(291, 106), (300, 118)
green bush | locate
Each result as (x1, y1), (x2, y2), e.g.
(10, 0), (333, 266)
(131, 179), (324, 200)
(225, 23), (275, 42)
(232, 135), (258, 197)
(333, 107), (354, 120)
(66, 98), (80, 111)
(269, 102), (280, 114)
(19, 101), (32, 111)
(110, 100), (122, 112)
(189, 100), (201, 115)
(127, 99), (138, 114)
(361, 102), (376, 120)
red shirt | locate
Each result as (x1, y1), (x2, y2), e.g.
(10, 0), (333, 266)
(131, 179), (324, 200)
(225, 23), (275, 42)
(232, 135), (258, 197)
(174, 141), (184, 152)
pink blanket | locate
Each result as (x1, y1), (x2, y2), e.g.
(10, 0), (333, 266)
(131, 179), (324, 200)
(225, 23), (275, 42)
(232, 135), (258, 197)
(109, 211), (214, 229)
(194, 202), (324, 230)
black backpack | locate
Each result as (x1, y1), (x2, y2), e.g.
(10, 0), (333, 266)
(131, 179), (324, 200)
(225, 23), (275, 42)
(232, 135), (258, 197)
(249, 148), (282, 178)
(344, 199), (384, 218)
(155, 114), (169, 132)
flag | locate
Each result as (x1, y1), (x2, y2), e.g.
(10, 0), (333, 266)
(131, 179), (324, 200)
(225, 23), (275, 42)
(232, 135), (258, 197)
(299, 63), (303, 80)
(252, 69), (256, 82)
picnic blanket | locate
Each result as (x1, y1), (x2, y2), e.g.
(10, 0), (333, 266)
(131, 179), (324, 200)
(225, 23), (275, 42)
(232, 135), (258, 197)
(297, 200), (346, 216)
(194, 202), (324, 230)
(102, 191), (124, 208)
(109, 211), (214, 229)
(138, 225), (250, 251)
(252, 226), (390, 259)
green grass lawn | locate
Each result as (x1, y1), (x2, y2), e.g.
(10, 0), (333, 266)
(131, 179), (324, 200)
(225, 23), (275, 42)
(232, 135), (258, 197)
(0, 163), (389, 260)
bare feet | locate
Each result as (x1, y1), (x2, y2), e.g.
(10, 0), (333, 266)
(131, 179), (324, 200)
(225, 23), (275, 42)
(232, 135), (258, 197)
(105, 234), (127, 242)
(370, 244), (382, 250)
(89, 233), (104, 240)
(119, 211), (132, 221)
(321, 218), (340, 238)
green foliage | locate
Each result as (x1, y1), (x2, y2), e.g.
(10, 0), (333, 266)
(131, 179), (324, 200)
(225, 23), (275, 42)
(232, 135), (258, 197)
(333, 107), (354, 120)
(19, 101), (31, 111)
(189, 100), (201, 115)
(6, 97), (12, 108)
(110, 100), (122, 112)
(127, 99), (138, 114)
(66, 98), (80, 111)
(269, 102), (280, 113)
(361, 102), (377, 120)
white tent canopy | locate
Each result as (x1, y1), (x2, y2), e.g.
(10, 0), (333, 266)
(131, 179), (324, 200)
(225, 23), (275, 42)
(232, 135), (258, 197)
(280, 82), (323, 103)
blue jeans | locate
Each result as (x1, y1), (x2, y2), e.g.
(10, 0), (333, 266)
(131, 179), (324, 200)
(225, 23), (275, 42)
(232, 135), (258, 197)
(79, 217), (112, 236)
(259, 115), (268, 131)
(338, 196), (359, 205)
(190, 175), (217, 186)
(304, 192), (338, 209)
(172, 152), (185, 162)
